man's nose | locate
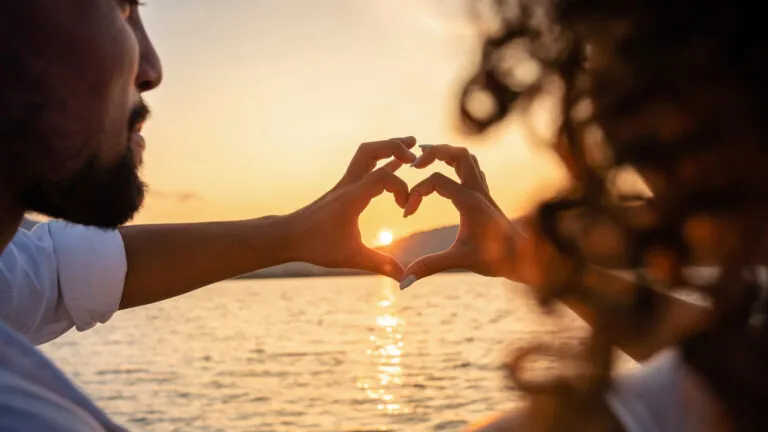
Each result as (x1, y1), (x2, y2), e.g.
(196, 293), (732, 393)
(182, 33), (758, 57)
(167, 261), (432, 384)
(134, 21), (162, 92)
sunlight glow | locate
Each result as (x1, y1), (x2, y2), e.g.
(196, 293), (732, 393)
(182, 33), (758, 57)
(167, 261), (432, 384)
(377, 229), (394, 246)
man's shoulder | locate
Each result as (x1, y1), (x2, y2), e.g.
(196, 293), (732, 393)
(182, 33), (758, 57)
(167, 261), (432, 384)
(0, 322), (122, 431)
(0, 368), (105, 432)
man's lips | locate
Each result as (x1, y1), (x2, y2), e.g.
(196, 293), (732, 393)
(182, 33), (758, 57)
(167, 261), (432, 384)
(130, 118), (146, 152)
(131, 118), (145, 134)
(130, 132), (145, 167)
(127, 101), (150, 166)
(131, 131), (146, 151)
(128, 100), (151, 135)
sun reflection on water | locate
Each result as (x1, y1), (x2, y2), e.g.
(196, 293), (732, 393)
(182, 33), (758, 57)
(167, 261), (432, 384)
(356, 278), (409, 415)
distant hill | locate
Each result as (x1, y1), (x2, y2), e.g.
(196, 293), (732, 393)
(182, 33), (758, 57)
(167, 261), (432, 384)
(240, 225), (459, 279)
(379, 225), (458, 266)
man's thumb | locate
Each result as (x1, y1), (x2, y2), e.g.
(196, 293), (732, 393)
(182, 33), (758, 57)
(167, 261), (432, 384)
(358, 249), (404, 281)
(400, 250), (462, 290)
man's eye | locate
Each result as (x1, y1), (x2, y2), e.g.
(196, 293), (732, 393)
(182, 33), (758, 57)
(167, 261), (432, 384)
(116, 0), (143, 18)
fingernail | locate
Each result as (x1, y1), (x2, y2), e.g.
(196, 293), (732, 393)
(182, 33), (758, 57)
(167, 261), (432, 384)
(418, 144), (434, 151)
(399, 275), (417, 290)
(410, 154), (424, 167)
(403, 201), (413, 218)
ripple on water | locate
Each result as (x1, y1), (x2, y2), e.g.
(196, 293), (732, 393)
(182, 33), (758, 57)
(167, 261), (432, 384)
(432, 420), (470, 431)
(215, 369), (294, 379)
(95, 368), (151, 376)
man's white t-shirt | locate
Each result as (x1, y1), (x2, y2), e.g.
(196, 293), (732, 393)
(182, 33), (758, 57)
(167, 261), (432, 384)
(0, 221), (127, 345)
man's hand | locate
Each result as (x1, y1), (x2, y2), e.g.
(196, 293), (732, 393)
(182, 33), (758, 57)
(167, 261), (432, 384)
(284, 137), (418, 280)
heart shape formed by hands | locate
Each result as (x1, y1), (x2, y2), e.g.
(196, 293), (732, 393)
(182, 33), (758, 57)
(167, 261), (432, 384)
(290, 139), (530, 286)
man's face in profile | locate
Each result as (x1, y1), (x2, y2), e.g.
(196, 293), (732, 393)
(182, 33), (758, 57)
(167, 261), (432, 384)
(0, 0), (162, 228)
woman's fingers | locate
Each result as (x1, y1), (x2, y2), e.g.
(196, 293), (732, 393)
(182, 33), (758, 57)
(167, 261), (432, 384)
(471, 154), (489, 191)
(411, 144), (485, 192)
(403, 172), (477, 217)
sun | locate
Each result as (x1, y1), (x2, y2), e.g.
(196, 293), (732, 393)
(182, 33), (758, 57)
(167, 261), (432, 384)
(377, 229), (394, 246)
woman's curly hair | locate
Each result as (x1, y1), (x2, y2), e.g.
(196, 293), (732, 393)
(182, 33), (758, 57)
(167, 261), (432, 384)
(462, 0), (768, 429)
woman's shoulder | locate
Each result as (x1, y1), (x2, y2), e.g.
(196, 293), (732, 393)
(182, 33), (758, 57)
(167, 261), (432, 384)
(607, 349), (686, 432)
(608, 348), (731, 432)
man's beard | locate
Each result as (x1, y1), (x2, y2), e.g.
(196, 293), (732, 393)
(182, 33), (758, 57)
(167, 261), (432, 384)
(19, 145), (146, 229)
(16, 101), (151, 229)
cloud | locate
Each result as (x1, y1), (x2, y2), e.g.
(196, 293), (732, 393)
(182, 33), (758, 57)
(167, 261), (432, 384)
(148, 189), (201, 203)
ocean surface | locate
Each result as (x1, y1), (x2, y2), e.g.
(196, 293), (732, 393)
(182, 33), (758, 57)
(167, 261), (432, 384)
(42, 273), (634, 431)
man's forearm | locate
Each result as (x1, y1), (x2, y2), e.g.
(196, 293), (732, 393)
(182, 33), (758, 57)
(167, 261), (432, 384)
(118, 216), (295, 310)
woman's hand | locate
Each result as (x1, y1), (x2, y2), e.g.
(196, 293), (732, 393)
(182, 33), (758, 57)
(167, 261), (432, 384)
(399, 145), (565, 290)
(285, 137), (417, 281)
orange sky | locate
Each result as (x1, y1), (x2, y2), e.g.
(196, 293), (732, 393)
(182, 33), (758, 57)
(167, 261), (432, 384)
(135, 0), (568, 243)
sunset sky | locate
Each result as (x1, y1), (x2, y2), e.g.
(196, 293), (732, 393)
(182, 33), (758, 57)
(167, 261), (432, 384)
(136, 0), (568, 243)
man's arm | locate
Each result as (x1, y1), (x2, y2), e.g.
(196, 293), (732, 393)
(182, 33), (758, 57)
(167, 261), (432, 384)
(5, 218), (304, 339)
(118, 216), (293, 309)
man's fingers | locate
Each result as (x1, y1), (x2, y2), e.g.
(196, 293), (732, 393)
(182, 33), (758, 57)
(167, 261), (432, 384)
(411, 144), (484, 191)
(392, 136), (417, 150)
(342, 137), (418, 184)
(382, 159), (403, 173)
(402, 191), (425, 218)
(400, 249), (464, 290)
(359, 168), (410, 209)
(356, 249), (404, 281)
(403, 172), (472, 217)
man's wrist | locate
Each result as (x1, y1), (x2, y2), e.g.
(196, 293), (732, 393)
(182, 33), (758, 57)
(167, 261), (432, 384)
(241, 214), (300, 267)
